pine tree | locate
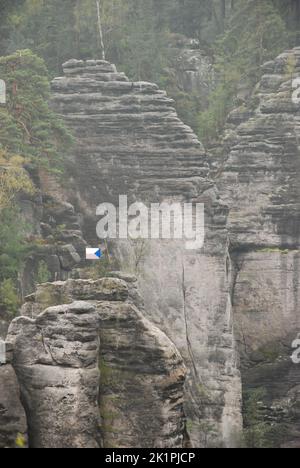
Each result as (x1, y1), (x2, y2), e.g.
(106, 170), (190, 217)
(198, 0), (289, 144)
(1, 0), (297, 139)
(0, 151), (34, 209)
(0, 0), (26, 54)
(0, 49), (72, 168)
(0, 49), (73, 313)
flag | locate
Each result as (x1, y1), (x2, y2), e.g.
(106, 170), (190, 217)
(86, 248), (103, 260)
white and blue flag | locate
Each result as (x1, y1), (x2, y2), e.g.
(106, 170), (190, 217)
(86, 248), (103, 260)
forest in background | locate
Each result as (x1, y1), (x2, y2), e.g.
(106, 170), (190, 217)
(0, 0), (299, 318)
(0, 0), (299, 138)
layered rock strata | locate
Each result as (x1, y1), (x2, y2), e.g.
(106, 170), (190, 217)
(4, 46), (299, 448)
(50, 59), (243, 447)
(218, 47), (300, 447)
(7, 278), (187, 448)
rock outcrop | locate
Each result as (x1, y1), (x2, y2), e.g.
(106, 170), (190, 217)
(51, 59), (211, 205)
(49, 49), (300, 447)
(20, 174), (87, 293)
(167, 34), (215, 104)
(218, 47), (300, 447)
(7, 278), (187, 448)
(2, 46), (299, 448)
(0, 184), (86, 341)
(0, 342), (27, 448)
(50, 59), (242, 447)
(7, 301), (101, 449)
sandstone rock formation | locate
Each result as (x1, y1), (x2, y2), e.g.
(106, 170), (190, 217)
(50, 58), (242, 447)
(217, 47), (300, 447)
(2, 46), (298, 448)
(51, 59), (210, 205)
(20, 184), (87, 294)
(7, 278), (187, 448)
(0, 170), (87, 340)
(1, 46), (299, 448)
(7, 301), (101, 449)
(0, 342), (27, 448)
(167, 34), (215, 103)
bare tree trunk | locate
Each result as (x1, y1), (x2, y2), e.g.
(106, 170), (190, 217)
(96, 0), (105, 60)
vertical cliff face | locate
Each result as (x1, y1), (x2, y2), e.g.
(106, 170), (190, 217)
(166, 34), (216, 103)
(2, 46), (299, 448)
(50, 59), (242, 447)
(0, 183), (87, 341)
(48, 50), (300, 447)
(7, 301), (102, 449)
(218, 48), (300, 250)
(218, 47), (300, 447)
(6, 278), (187, 448)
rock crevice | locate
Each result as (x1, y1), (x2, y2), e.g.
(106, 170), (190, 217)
(50, 58), (242, 447)
(218, 47), (300, 447)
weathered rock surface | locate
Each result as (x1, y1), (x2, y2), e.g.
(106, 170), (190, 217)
(167, 34), (216, 102)
(7, 301), (102, 449)
(98, 297), (186, 448)
(3, 46), (299, 448)
(0, 167), (87, 341)
(218, 48), (300, 249)
(218, 47), (300, 447)
(50, 59), (243, 447)
(7, 278), (187, 448)
(0, 343), (27, 448)
(21, 190), (87, 292)
(51, 59), (211, 206)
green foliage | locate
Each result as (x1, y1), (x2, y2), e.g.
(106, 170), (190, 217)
(198, 0), (289, 144)
(0, 0), (26, 54)
(243, 388), (270, 448)
(0, 207), (30, 316)
(0, 49), (73, 169)
(162, 62), (205, 130)
(1, 1), (215, 78)
(0, 49), (72, 319)
(0, 278), (20, 317)
(219, 0), (288, 84)
(198, 83), (234, 144)
(3, 0), (170, 82)
(71, 0), (170, 84)
(272, 0), (300, 46)
(199, 421), (219, 448)
(15, 433), (27, 449)
(4, 0), (78, 74)
(95, 258), (112, 278)
(260, 247), (290, 254)
(36, 260), (51, 284)
(243, 386), (291, 448)
(3, 1), (297, 78)
(1, 0), (299, 137)
(80, 245), (116, 280)
(0, 150), (35, 209)
(0, 208), (29, 283)
(53, 224), (66, 242)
